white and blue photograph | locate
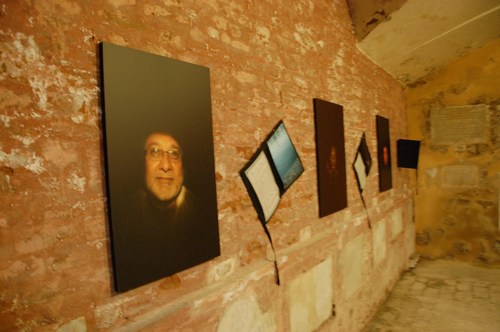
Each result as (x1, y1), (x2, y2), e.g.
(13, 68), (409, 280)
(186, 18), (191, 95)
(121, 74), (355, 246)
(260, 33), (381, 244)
(266, 122), (304, 192)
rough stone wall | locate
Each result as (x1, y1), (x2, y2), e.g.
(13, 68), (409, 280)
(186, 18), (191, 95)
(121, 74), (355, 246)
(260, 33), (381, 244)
(0, 1), (412, 331)
(406, 39), (500, 264)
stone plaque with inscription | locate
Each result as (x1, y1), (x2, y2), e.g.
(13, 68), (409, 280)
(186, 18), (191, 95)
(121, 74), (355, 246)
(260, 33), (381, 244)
(431, 105), (489, 145)
(441, 165), (479, 188)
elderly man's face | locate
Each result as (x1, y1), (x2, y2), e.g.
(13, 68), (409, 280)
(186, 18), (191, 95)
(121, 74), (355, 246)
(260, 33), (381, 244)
(144, 133), (183, 201)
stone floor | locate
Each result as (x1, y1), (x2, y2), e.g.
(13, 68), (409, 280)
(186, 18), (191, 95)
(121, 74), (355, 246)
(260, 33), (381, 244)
(364, 258), (500, 332)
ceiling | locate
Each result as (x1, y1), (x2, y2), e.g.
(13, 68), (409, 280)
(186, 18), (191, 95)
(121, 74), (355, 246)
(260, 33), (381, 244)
(347, 0), (500, 86)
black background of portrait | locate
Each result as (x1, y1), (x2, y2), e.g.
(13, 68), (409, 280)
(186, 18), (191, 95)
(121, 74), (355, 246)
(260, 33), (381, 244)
(100, 42), (220, 292)
(313, 99), (348, 218)
(376, 115), (393, 192)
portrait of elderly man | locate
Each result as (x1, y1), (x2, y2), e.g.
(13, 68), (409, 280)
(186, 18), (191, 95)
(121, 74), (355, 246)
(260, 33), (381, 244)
(142, 132), (192, 215)
(100, 42), (220, 292)
(110, 130), (220, 292)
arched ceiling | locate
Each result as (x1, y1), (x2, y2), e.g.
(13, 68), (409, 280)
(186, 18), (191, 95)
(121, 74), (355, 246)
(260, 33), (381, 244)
(347, 0), (500, 86)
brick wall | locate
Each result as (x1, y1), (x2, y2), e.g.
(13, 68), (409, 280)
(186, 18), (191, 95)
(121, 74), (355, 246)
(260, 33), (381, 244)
(0, 1), (413, 330)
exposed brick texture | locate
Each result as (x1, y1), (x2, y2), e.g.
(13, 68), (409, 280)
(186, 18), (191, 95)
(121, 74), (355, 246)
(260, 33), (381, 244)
(0, 1), (412, 330)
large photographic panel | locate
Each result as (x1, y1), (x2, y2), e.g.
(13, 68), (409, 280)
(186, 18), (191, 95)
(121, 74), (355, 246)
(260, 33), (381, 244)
(314, 99), (348, 218)
(100, 42), (220, 292)
(376, 115), (392, 192)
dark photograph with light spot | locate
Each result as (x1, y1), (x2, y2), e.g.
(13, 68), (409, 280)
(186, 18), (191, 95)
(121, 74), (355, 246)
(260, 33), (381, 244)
(376, 115), (392, 192)
(314, 98), (348, 218)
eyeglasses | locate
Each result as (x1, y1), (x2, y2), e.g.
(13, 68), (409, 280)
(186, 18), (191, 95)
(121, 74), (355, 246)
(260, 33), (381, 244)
(146, 147), (182, 161)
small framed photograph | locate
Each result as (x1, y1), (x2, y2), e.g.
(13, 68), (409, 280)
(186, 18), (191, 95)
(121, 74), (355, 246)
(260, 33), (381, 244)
(265, 121), (304, 194)
(353, 133), (372, 193)
(241, 150), (281, 223)
(241, 121), (304, 224)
